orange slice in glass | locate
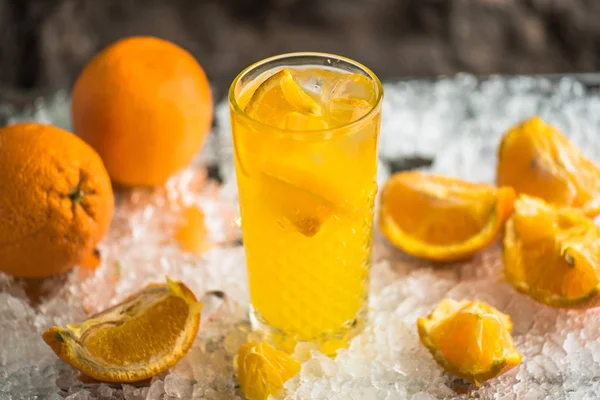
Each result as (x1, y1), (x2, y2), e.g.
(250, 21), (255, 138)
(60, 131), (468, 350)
(379, 172), (515, 261)
(233, 68), (327, 176)
(417, 299), (521, 386)
(503, 195), (600, 307)
(497, 116), (600, 217)
(244, 68), (323, 128)
(42, 278), (202, 382)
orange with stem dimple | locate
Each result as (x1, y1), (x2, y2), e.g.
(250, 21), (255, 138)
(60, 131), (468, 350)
(72, 36), (213, 187)
(0, 123), (114, 278)
(379, 172), (515, 261)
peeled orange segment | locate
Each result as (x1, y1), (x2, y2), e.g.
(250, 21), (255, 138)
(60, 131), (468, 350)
(42, 278), (202, 383)
(235, 342), (301, 400)
(417, 299), (521, 386)
(260, 162), (346, 237)
(497, 116), (600, 217)
(379, 172), (515, 261)
(244, 68), (323, 128)
(503, 195), (600, 307)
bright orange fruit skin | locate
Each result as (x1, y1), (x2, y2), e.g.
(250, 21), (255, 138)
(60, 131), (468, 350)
(42, 279), (202, 383)
(72, 36), (214, 187)
(497, 116), (600, 217)
(503, 195), (600, 308)
(0, 123), (114, 278)
(379, 172), (515, 262)
(417, 299), (521, 386)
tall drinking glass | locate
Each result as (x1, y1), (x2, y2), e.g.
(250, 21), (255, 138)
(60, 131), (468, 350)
(228, 53), (383, 355)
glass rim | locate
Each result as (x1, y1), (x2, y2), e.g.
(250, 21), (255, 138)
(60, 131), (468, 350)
(228, 52), (383, 136)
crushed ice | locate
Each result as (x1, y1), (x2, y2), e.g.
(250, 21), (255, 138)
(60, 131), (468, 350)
(2, 75), (600, 399)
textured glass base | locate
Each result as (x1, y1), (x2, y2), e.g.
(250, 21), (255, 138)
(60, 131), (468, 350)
(250, 305), (368, 356)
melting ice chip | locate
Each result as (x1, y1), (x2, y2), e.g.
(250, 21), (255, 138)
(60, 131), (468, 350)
(328, 97), (372, 125)
(330, 73), (377, 104)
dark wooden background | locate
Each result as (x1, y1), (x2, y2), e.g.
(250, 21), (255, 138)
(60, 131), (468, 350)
(1, 0), (599, 101)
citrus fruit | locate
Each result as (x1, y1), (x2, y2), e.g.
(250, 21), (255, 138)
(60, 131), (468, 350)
(0, 122), (114, 278)
(417, 298), (521, 386)
(42, 278), (202, 383)
(497, 116), (600, 217)
(503, 195), (600, 307)
(379, 172), (515, 261)
(72, 36), (213, 187)
(80, 248), (102, 270)
(235, 341), (301, 400)
(243, 68), (323, 129)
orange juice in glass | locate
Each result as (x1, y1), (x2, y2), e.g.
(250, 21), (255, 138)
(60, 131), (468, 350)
(228, 53), (383, 355)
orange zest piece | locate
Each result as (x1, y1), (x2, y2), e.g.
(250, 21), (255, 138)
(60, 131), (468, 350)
(379, 172), (515, 261)
(497, 116), (600, 217)
(42, 278), (202, 383)
(417, 299), (521, 386)
(503, 195), (600, 307)
(235, 342), (301, 400)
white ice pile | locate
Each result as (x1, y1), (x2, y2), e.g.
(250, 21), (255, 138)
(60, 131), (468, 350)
(2, 74), (600, 399)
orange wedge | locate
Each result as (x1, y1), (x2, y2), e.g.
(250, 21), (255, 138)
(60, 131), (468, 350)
(80, 248), (102, 270)
(379, 172), (515, 261)
(497, 116), (600, 217)
(244, 68), (323, 129)
(503, 195), (600, 307)
(235, 341), (301, 400)
(42, 278), (202, 382)
(233, 68), (327, 176)
(417, 299), (521, 386)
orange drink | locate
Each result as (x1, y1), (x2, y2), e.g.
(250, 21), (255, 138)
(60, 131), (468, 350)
(228, 53), (383, 354)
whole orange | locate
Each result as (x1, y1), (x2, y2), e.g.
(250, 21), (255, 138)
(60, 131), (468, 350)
(0, 123), (114, 278)
(71, 36), (214, 187)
